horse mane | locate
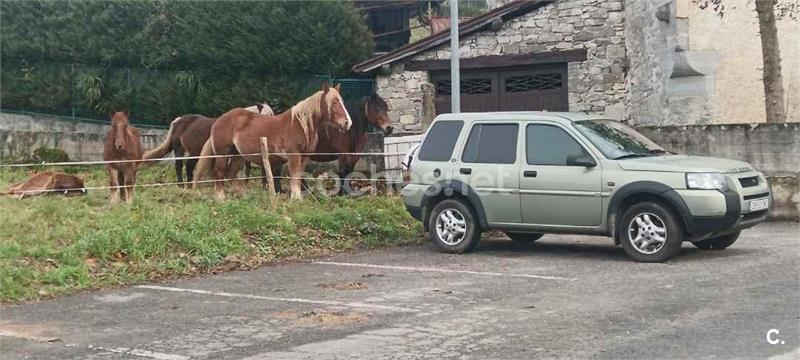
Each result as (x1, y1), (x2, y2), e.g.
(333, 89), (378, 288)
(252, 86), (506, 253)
(290, 90), (324, 146)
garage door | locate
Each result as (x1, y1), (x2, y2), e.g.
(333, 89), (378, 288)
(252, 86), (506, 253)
(432, 64), (568, 114)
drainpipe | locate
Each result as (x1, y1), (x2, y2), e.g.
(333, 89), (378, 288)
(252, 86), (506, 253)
(450, 0), (461, 113)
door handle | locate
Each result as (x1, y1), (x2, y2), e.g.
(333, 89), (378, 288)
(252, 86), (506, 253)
(523, 170), (537, 178)
(460, 168), (472, 175)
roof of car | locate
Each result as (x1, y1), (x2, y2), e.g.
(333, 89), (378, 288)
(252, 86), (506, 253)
(433, 111), (609, 124)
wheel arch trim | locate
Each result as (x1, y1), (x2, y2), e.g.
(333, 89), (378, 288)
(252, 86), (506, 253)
(420, 180), (489, 229)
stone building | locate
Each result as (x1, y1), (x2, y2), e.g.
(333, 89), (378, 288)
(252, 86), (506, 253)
(352, 0), (799, 133)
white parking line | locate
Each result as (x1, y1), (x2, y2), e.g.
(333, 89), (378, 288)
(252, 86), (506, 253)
(136, 285), (419, 313)
(0, 331), (188, 360)
(313, 261), (577, 281)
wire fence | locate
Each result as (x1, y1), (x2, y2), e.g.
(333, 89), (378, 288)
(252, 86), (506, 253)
(1, 151), (410, 197)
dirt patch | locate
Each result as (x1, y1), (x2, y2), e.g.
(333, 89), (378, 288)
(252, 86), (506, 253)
(316, 281), (368, 290)
(270, 310), (372, 327)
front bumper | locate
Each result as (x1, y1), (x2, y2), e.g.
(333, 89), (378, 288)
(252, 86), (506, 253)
(679, 171), (771, 240)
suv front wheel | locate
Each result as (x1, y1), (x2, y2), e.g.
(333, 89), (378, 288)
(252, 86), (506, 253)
(618, 202), (684, 262)
(428, 199), (480, 253)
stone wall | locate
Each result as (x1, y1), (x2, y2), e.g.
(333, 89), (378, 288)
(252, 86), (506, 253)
(0, 112), (167, 162)
(376, 0), (627, 133)
(638, 123), (800, 221)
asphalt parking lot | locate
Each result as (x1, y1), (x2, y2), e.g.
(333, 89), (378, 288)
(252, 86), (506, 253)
(2, 222), (798, 360)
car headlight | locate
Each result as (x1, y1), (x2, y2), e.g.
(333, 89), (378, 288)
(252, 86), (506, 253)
(686, 173), (727, 190)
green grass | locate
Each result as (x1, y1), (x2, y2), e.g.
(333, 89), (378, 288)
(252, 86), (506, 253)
(0, 165), (421, 302)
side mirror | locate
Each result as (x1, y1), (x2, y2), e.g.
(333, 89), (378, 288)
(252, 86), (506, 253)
(566, 153), (597, 168)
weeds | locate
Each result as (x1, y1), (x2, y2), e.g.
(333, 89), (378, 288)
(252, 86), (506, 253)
(0, 165), (421, 302)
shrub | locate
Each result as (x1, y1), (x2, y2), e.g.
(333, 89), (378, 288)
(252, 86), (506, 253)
(33, 146), (70, 163)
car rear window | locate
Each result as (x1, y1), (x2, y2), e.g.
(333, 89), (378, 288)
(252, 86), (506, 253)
(461, 123), (518, 164)
(417, 120), (464, 161)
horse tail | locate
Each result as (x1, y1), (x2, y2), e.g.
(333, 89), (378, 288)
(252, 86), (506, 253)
(192, 137), (215, 189)
(141, 116), (180, 166)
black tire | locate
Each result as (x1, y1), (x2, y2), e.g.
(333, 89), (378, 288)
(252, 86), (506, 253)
(617, 202), (684, 262)
(428, 199), (480, 253)
(691, 231), (740, 250)
(505, 232), (544, 243)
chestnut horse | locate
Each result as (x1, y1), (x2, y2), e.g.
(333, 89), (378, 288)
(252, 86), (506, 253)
(142, 103), (273, 187)
(103, 112), (143, 203)
(193, 82), (352, 200)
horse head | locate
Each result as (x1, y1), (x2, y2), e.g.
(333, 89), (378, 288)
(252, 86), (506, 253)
(320, 82), (352, 131)
(364, 93), (393, 135)
(110, 111), (129, 150)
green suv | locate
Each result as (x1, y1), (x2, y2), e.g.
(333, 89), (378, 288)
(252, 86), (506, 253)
(401, 112), (771, 262)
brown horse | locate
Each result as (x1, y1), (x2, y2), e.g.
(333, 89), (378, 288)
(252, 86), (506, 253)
(103, 112), (143, 203)
(193, 82), (351, 200)
(142, 103), (273, 187)
(2, 172), (86, 198)
(274, 93), (392, 195)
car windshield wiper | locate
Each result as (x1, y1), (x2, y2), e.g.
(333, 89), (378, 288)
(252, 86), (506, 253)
(613, 153), (651, 160)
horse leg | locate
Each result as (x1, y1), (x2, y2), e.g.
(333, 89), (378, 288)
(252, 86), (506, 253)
(336, 157), (353, 196)
(186, 159), (198, 187)
(288, 155), (304, 200)
(174, 147), (185, 188)
(124, 166), (137, 204)
(108, 166), (120, 203)
(271, 163), (283, 193)
(212, 154), (228, 201)
(118, 170), (127, 203)
(244, 161), (252, 185)
(226, 157), (246, 195)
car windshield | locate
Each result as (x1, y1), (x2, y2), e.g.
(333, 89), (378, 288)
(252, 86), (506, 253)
(572, 119), (667, 160)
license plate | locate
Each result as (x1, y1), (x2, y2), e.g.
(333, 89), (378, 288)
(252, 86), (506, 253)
(749, 198), (769, 212)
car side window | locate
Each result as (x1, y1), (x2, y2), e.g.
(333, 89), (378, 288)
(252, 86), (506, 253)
(418, 120), (464, 161)
(527, 124), (590, 165)
(461, 123), (518, 164)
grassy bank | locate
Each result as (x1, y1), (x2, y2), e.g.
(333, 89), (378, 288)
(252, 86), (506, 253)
(0, 165), (421, 302)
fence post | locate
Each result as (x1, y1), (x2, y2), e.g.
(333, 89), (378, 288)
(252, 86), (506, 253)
(260, 137), (277, 209)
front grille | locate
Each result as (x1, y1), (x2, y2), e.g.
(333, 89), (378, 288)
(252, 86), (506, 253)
(739, 176), (759, 188)
(742, 210), (768, 222)
(743, 192), (770, 201)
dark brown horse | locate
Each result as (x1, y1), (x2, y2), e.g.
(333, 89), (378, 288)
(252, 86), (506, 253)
(103, 112), (143, 203)
(272, 93), (392, 194)
(193, 82), (352, 200)
(142, 103), (273, 187)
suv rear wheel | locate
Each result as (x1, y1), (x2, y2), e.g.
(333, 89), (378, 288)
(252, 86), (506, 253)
(428, 199), (480, 253)
(691, 231), (740, 250)
(505, 232), (544, 243)
(618, 202), (683, 262)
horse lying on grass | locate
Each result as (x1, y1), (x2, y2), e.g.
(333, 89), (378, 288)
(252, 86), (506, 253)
(193, 82), (352, 200)
(2, 172), (86, 199)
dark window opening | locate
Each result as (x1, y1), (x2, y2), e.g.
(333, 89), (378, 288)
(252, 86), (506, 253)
(505, 73), (563, 92)
(436, 78), (492, 95)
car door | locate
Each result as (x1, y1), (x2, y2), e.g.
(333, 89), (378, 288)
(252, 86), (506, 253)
(520, 123), (602, 226)
(453, 122), (521, 224)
